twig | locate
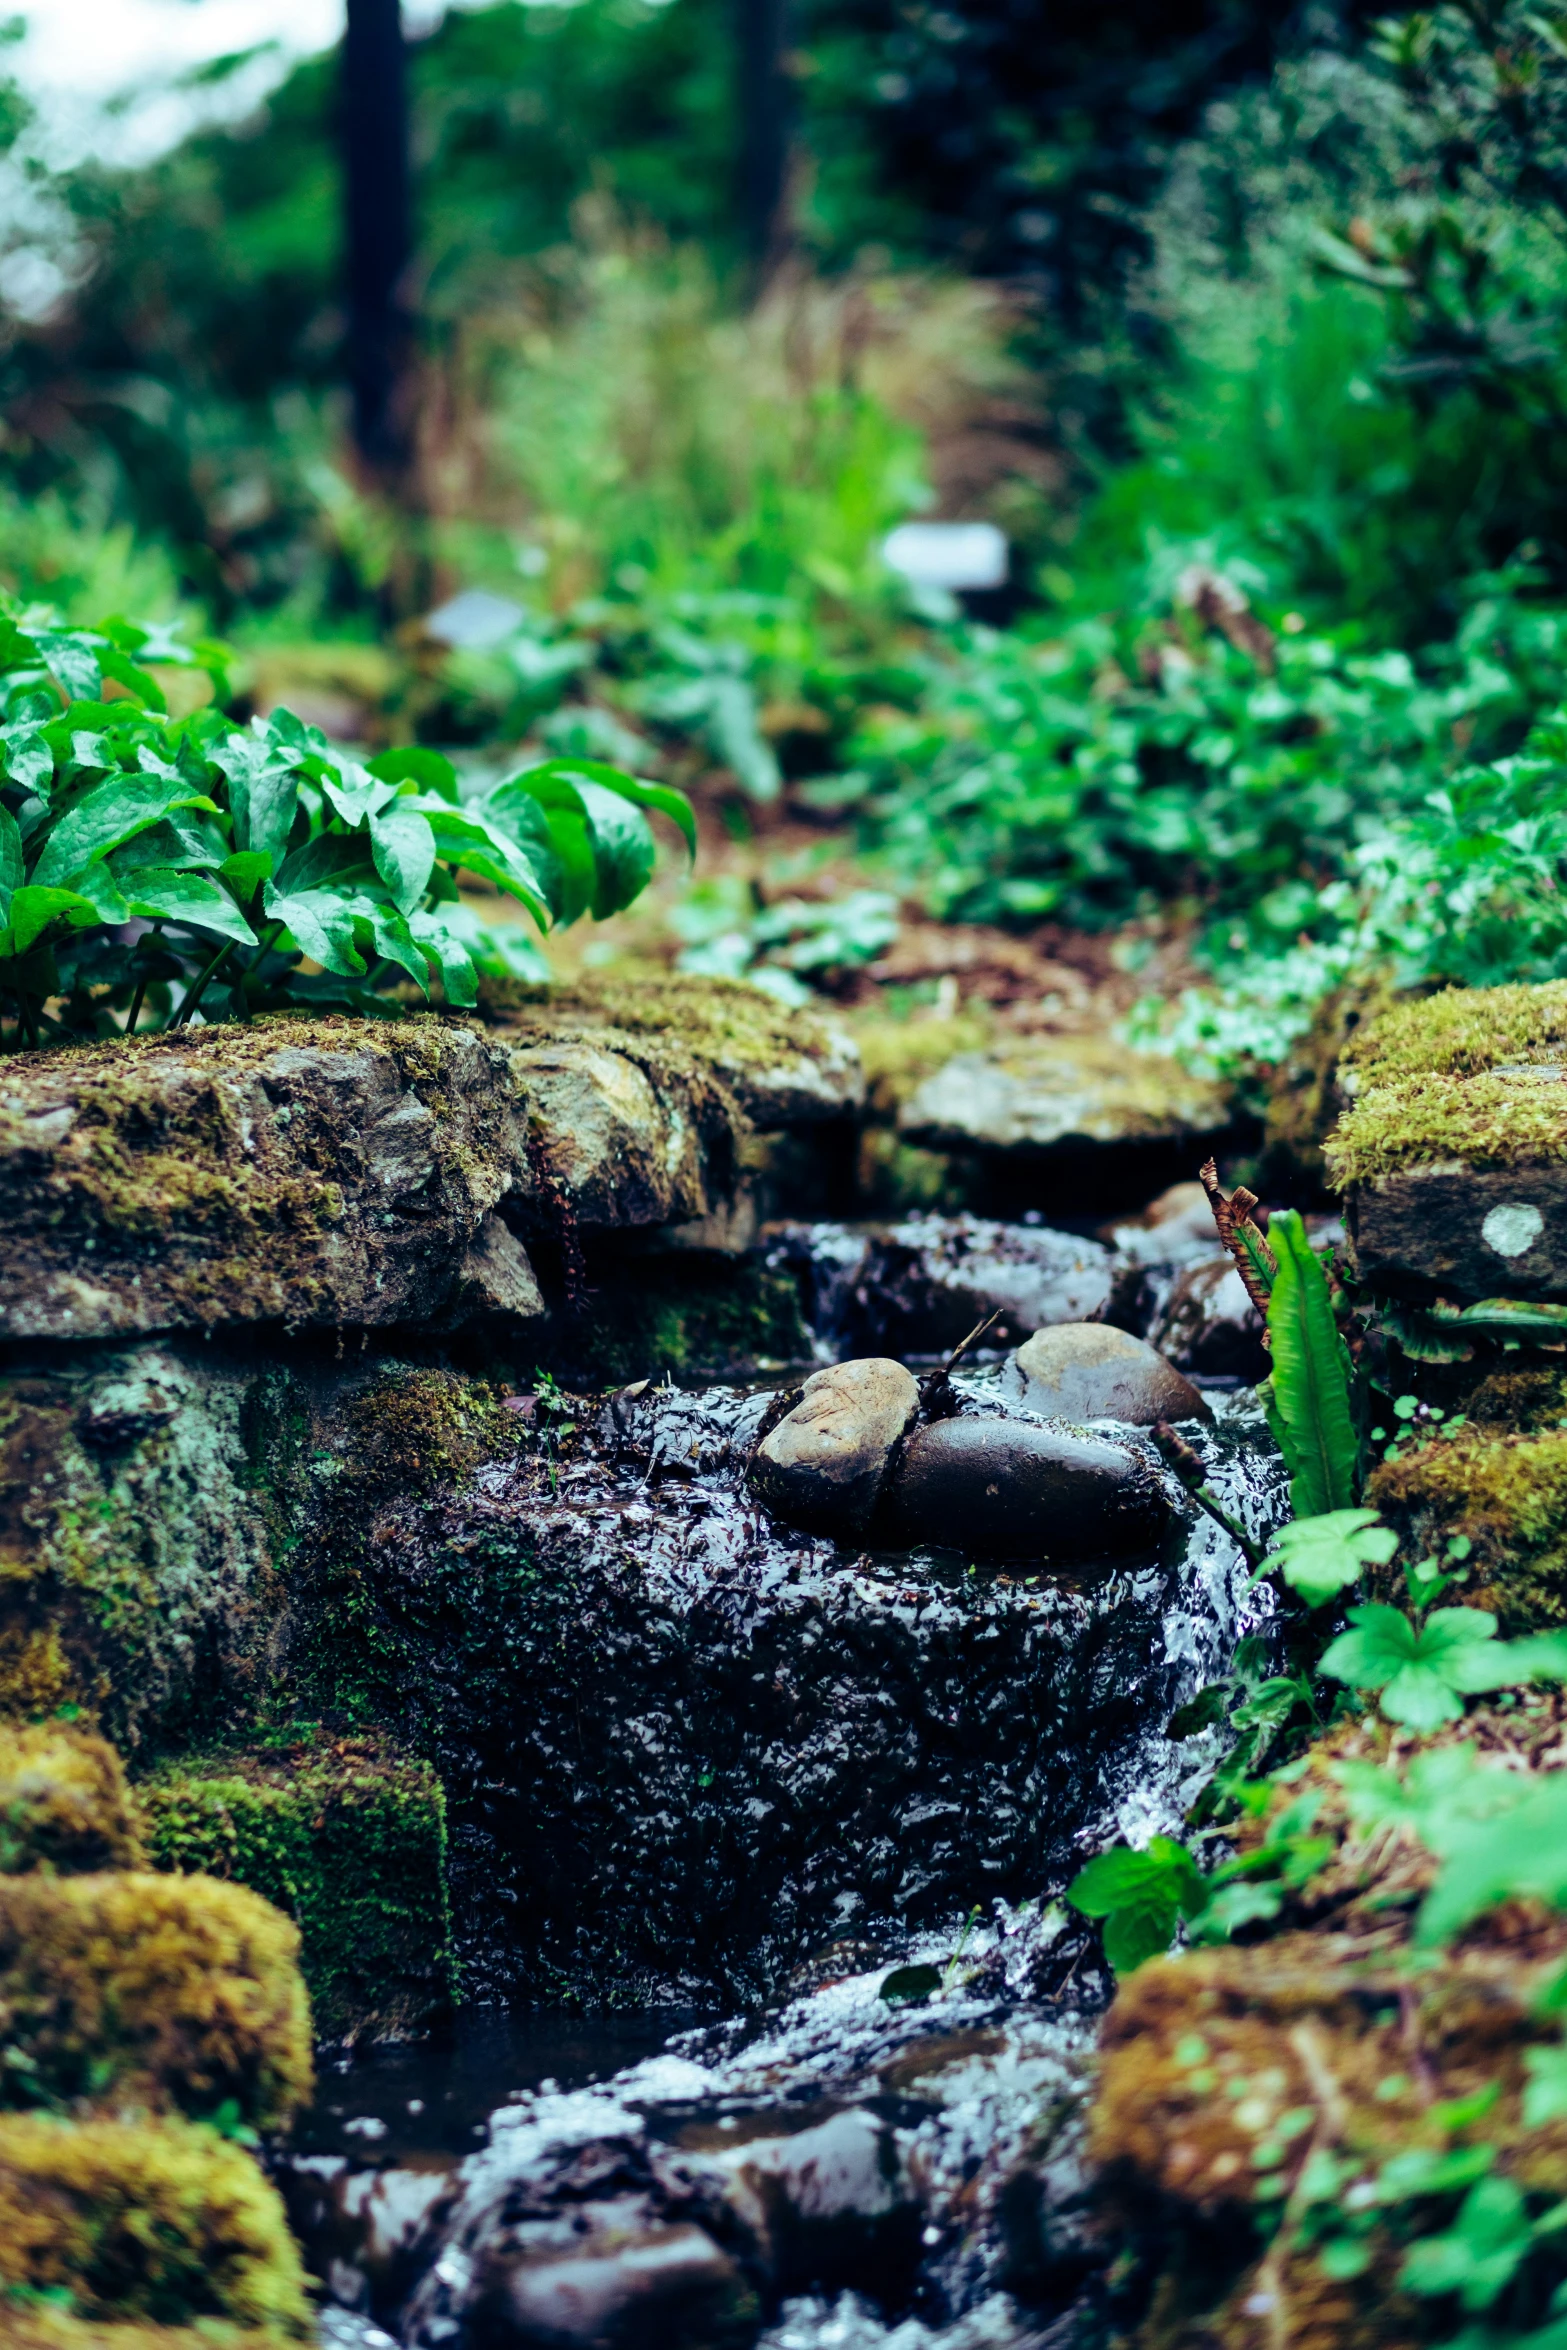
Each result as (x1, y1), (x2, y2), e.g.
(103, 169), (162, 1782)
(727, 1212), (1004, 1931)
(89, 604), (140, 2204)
(1151, 1420), (1266, 1572)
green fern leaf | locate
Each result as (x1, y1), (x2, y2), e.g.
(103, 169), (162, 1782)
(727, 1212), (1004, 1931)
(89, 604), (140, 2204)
(1266, 1210), (1359, 1517)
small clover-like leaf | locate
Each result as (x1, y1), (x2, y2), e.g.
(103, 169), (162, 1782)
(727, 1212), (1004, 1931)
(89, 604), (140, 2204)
(1268, 1508), (1398, 1606)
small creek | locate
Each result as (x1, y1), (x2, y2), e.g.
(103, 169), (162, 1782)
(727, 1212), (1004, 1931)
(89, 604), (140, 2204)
(284, 1298), (1289, 2349)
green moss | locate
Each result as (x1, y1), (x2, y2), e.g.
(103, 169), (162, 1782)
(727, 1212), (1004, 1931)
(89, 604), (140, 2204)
(1340, 979), (1567, 1085)
(0, 1871), (312, 2127)
(559, 1251), (810, 1385)
(1090, 1925), (1567, 2350)
(0, 1722), (144, 1875)
(1366, 1423), (1567, 1630)
(0, 1354), (281, 1760)
(479, 967), (844, 1076)
(0, 2112), (310, 2336)
(136, 1741), (454, 2039)
(1327, 981), (1567, 1187)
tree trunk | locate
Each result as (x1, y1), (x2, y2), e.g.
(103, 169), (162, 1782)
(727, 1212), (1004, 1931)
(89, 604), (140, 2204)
(343, 0), (415, 483)
(736, 0), (793, 283)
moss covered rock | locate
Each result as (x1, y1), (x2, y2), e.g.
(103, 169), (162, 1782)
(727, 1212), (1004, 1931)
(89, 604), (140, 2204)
(1368, 1424), (1567, 1629)
(1091, 1920), (1567, 2350)
(0, 1871), (312, 2126)
(0, 2111), (310, 2336)
(137, 1740), (454, 2040)
(0, 1015), (538, 1342)
(0, 1721), (144, 1875)
(1329, 982), (1567, 1300)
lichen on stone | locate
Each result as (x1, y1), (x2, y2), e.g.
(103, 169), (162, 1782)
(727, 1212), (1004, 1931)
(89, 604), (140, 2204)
(0, 1871), (312, 2126)
(0, 1721), (145, 1875)
(0, 2111), (310, 2336)
(136, 1738), (454, 2039)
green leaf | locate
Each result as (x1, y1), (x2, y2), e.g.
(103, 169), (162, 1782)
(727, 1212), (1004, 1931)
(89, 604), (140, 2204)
(1321, 1603), (1512, 1728)
(1067, 1837), (1202, 1973)
(1418, 1771), (1567, 1944)
(31, 630), (103, 705)
(489, 771), (594, 925)
(218, 850), (272, 903)
(578, 779), (657, 919)
(413, 801), (551, 925)
(526, 756), (698, 862)
(323, 763), (398, 829)
(261, 883), (368, 979)
(369, 805), (437, 914)
(1400, 2177), (1532, 2312)
(31, 773), (220, 890)
(0, 803), (20, 917)
(1524, 2045), (1567, 2128)
(0, 726), (51, 794)
(2, 884), (99, 956)
(1265, 1210), (1360, 1517)
(122, 868), (257, 949)
(879, 1963), (944, 2006)
(211, 728), (302, 871)
(1268, 1508), (1398, 1606)
(366, 745), (460, 803)
(409, 907), (480, 1007)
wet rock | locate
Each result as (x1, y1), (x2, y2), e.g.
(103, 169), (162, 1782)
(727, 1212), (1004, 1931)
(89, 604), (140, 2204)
(703, 2108), (920, 2303)
(466, 2201), (756, 2349)
(399, 1910), (1098, 2348)
(1, 1340), (1282, 2004)
(1145, 1256), (1269, 1383)
(766, 1216), (1112, 1358)
(749, 1360), (919, 1538)
(899, 1041), (1233, 1213)
(1002, 1325), (1210, 1428)
(879, 1415), (1172, 1560)
(1101, 1181), (1219, 1267)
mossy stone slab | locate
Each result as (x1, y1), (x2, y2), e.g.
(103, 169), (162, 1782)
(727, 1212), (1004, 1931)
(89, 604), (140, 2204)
(0, 1015), (538, 1343)
(1326, 982), (1567, 1298)
(136, 1743), (455, 2041)
(1346, 1157), (1567, 1300)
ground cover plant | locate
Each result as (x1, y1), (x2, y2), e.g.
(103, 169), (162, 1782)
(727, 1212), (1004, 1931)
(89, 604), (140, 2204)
(0, 610), (692, 1049)
(1071, 1171), (1567, 2350)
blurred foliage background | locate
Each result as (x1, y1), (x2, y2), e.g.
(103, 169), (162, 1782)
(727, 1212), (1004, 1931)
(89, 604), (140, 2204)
(10, 0), (1567, 1063)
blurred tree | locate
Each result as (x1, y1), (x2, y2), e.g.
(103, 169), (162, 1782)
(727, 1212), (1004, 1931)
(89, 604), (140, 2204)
(737, 0), (794, 276)
(344, 0), (415, 480)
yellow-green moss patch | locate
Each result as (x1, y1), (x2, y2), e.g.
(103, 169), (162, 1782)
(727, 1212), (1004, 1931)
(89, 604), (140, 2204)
(0, 2112), (310, 2335)
(0, 1722), (144, 1875)
(1340, 980), (1567, 1086)
(1328, 981), (1567, 1187)
(137, 1739), (453, 2039)
(0, 1872), (312, 2126)
(482, 968), (845, 1078)
(1367, 1424), (1567, 1630)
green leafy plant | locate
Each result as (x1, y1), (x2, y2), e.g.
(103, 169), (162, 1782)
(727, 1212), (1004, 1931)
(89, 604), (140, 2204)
(1266, 1508), (1400, 1607)
(0, 610), (694, 1048)
(1067, 1796), (1335, 1973)
(1321, 1606), (1567, 1731)
(1260, 1211), (1362, 1517)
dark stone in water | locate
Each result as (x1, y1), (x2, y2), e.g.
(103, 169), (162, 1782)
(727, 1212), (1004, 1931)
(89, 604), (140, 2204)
(879, 1415), (1172, 1560)
(1002, 1325), (1211, 1429)
(765, 1216), (1112, 1358)
(389, 1905), (1106, 2349)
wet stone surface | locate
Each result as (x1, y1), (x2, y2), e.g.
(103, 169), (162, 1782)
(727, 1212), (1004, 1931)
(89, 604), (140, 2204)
(764, 1218), (1113, 1360)
(290, 1906), (1107, 2349)
(418, 1375), (1282, 2008)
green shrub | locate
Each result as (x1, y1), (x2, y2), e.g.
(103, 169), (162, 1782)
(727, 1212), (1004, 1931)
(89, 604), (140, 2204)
(0, 609), (692, 1050)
